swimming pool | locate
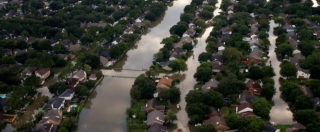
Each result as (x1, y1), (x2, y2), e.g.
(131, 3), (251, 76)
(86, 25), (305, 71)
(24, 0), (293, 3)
(0, 94), (6, 98)
(68, 105), (78, 112)
(242, 38), (248, 41)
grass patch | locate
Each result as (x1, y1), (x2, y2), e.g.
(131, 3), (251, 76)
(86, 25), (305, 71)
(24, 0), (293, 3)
(275, 124), (292, 132)
(220, 106), (230, 117)
(129, 129), (147, 132)
(131, 101), (147, 113)
(194, 83), (204, 90)
(310, 40), (320, 44)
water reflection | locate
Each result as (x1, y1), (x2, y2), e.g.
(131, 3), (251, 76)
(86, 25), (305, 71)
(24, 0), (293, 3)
(76, 0), (192, 131)
(268, 20), (294, 124)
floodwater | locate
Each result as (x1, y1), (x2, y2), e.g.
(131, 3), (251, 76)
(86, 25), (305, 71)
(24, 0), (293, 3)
(1, 95), (45, 132)
(75, 0), (192, 131)
(268, 20), (294, 124)
(170, 0), (223, 131)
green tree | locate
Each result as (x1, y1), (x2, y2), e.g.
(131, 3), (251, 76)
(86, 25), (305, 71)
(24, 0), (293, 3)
(158, 87), (181, 103)
(196, 19), (206, 28)
(248, 66), (264, 80)
(130, 74), (156, 99)
(84, 64), (90, 74)
(35, 111), (44, 123)
(187, 103), (211, 117)
(226, 113), (239, 129)
(60, 116), (78, 129)
(58, 127), (69, 132)
(170, 23), (188, 36)
(262, 66), (276, 78)
(24, 75), (41, 89)
(294, 109), (319, 125)
(180, 13), (194, 23)
(276, 34), (287, 46)
(165, 110), (177, 124)
(199, 10), (213, 20)
(298, 41), (315, 56)
(252, 97), (272, 117)
(223, 47), (243, 66)
(183, 43), (193, 51)
(198, 52), (212, 63)
(261, 83), (276, 100)
(48, 82), (66, 95)
(194, 67), (212, 83)
(197, 124), (216, 132)
(274, 18), (286, 26)
(204, 90), (224, 108)
(126, 107), (135, 117)
(280, 62), (297, 78)
(310, 65), (320, 79)
(206, 41), (217, 53)
(185, 90), (205, 104)
(294, 95), (314, 110)
(217, 79), (247, 96)
(75, 85), (89, 97)
(169, 59), (187, 72)
(21, 30), (30, 37)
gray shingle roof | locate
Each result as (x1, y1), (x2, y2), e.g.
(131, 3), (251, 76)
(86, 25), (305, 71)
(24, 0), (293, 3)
(59, 89), (75, 98)
(47, 97), (64, 110)
(147, 110), (164, 125)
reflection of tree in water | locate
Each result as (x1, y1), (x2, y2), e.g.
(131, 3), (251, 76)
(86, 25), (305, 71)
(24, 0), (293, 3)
(112, 54), (128, 72)
(11, 96), (45, 128)
(83, 91), (97, 109)
(170, 73), (187, 82)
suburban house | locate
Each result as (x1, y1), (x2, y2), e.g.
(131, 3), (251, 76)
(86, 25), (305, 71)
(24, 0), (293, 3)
(247, 57), (261, 65)
(180, 36), (193, 44)
(286, 123), (305, 132)
(201, 79), (219, 92)
(157, 61), (172, 71)
(206, 107), (221, 117)
(183, 28), (196, 37)
(239, 93), (256, 104)
(156, 77), (173, 89)
(172, 48), (187, 55)
(212, 61), (223, 73)
(21, 67), (35, 76)
(33, 123), (57, 132)
(141, 99), (165, 112)
(100, 56), (109, 67)
(169, 52), (181, 61)
(278, 13), (288, 19)
(69, 44), (82, 51)
(35, 68), (51, 84)
(148, 124), (168, 132)
(211, 53), (225, 64)
(243, 80), (262, 96)
(99, 50), (112, 60)
(47, 97), (65, 110)
(59, 89), (75, 100)
(203, 116), (230, 131)
(301, 85), (313, 98)
(39, 110), (62, 126)
(264, 122), (280, 132)
(72, 70), (87, 82)
(89, 74), (97, 81)
(66, 78), (79, 89)
(249, 48), (263, 60)
(147, 110), (165, 126)
(61, 39), (73, 47)
(236, 101), (255, 118)
(312, 97), (320, 107)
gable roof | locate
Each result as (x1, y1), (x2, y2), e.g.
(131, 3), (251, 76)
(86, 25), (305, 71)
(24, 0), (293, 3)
(249, 48), (263, 59)
(264, 122), (278, 132)
(203, 116), (229, 128)
(212, 61), (223, 70)
(36, 68), (50, 75)
(65, 78), (79, 85)
(148, 124), (167, 132)
(141, 99), (165, 111)
(147, 110), (164, 125)
(202, 79), (219, 92)
(72, 70), (86, 79)
(47, 97), (65, 110)
(100, 56), (109, 65)
(211, 54), (224, 63)
(156, 77), (173, 89)
(41, 110), (61, 124)
(239, 93), (256, 104)
(289, 53), (304, 64)
(34, 123), (56, 132)
(59, 89), (75, 98)
(238, 101), (253, 112)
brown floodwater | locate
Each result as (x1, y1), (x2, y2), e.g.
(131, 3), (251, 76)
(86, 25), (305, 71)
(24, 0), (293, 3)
(268, 20), (294, 124)
(75, 0), (193, 131)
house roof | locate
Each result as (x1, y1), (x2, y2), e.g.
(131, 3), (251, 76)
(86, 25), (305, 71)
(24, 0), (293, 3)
(72, 70), (86, 79)
(100, 56), (109, 65)
(249, 48), (263, 59)
(279, 13), (288, 18)
(34, 123), (55, 132)
(141, 99), (165, 111)
(289, 53), (304, 64)
(180, 36), (192, 43)
(65, 78), (79, 85)
(36, 68), (50, 75)
(264, 122), (278, 132)
(203, 116), (229, 128)
(148, 124), (167, 132)
(238, 101), (253, 112)
(170, 52), (181, 59)
(22, 67), (35, 74)
(61, 39), (72, 46)
(211, 53), (224, 63)
(202, 79), (219, 92)
(208, 107), (221, 116)
(158, 61), (171, 67)
(247, 57), (262, 65)
(47, 97), (64, 109)
(57, 54), (67, 59)
(301, 85), (313, 98)
(156, 77), (173, 89)
(173, 48), (187, 54)
(212, 61), (223, 70)
(239, 93), (256, 104)
(59, 89), (75, 98)
(41, 110), (61, 124)
(69, 44), (82, 51)
(173, 42), (184, 49)
(147, 110), (164, 125)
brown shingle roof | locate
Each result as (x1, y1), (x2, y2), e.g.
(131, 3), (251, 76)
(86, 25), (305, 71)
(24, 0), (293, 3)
(238, 101), (253, 112)
(203, 116), (229, 128)
(156, 77), (172, 89)
(36, 68), (50, 75)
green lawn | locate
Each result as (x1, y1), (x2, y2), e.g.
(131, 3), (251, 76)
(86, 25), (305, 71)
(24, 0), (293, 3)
(194, 83), (204, 90)
(275, 124), (292, 132)
(220, 106), (230, 117)
(129, 129), (147, 132)
(131, 101), (146, 113)
(310, 40), (320, 44)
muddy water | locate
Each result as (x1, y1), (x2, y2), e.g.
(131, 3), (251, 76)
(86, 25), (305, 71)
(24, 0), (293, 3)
(268, 20), (294, 124)
(75, 0), (192, 132)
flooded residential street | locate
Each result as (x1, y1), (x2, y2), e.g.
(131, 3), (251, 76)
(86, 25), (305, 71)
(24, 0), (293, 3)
(75, 0), (192, 131)
(267, 20), (294, 124)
